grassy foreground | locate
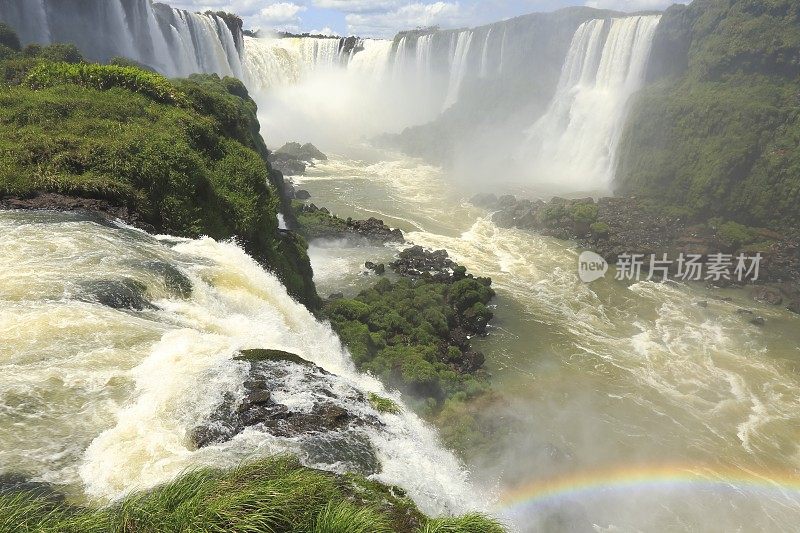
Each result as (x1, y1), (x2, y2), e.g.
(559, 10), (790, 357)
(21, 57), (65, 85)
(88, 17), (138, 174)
(0, 456), (503, 533)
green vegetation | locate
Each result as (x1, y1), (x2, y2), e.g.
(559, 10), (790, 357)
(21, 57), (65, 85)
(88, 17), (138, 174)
(420, 514), (505, 533)
(323, 269), (504, 454)
(368, 393), (402, 414)
(26, 62), (190, 106)
(292, 200), (348, 240)
(616, 0), (800, 229)
(325, 276), (493, 411)
(0, 26), (318, 307)
(589, 221), (610, 238)
(0, 455), (504, 532)
(0, 22), (20, 52)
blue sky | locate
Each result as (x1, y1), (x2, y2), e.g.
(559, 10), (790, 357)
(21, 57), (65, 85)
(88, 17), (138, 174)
(169, 0), (681, 38)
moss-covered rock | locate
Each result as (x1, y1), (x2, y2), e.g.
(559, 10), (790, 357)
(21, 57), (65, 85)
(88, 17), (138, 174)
(0, 32), (319, 308)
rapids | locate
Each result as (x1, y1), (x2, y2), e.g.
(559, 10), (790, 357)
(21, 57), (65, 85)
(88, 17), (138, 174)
(0, 211), (485, 516)
(296, 151), (800, 532)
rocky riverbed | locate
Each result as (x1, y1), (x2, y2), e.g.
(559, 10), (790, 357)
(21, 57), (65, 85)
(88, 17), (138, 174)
(472, 193), (800, 314)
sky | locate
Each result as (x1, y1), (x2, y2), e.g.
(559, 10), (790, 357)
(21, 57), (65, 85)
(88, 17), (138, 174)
(168, 0), (681, 38)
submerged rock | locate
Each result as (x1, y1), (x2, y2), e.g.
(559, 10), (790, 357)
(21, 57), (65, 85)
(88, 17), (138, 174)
(79, 278), (155, 310)
(141, 261), (192, 298)
(365, 261), (386, 275)
(0, 474), (65, 504)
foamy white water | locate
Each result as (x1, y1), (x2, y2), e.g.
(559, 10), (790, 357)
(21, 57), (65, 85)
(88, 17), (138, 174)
(0, 211), (485, 516)
(298, 151), (800, 532)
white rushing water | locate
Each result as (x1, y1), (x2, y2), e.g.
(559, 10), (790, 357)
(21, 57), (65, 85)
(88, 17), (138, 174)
(0, 212), (485, 516)
(296, 150), (800, 532)
(0, 0), (243, 77)
(522, 15), (661, 192)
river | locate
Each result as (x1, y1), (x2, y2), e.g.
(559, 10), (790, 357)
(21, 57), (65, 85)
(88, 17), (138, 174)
(296, 148), (800, 532)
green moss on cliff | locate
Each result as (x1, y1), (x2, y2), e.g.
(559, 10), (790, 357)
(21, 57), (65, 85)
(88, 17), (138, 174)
(0, 35), (318, 307)
(616, 0), (800, 229)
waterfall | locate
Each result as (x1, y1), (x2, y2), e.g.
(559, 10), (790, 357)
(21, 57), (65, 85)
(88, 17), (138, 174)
(443, 30), (474, 110)
(522, 15), (661, 192)
(243, 36), (366, 91)
(0, 211), (485, 515)
(416, 34), (434, 84)
(0, 0), (243, 78)
(480, 28), (493, 78)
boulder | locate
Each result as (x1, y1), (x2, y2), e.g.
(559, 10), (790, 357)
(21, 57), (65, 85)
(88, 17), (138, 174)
(365, 261), (386, 275)
(192, 349), (384, 476)
(295, 189), (311, 200)
(79, 278), (155, 310)
(752, 286), (783, 305)
(346, 217), (404, 243)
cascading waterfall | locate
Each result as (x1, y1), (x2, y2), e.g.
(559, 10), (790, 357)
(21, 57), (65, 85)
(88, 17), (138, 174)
(522, 15), (661, 191)
(0, 211), (485, 515)
(480, 28), (493, 78)
(243, 36), (360, 91)
(443, 30), (474, 110)
(0, 0), (242, 77)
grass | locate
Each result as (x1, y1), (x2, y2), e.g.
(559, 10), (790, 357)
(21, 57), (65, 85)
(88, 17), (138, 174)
(0, 456), (505, 532)
(0, 27), (319, 307)
(368, 393), (402, 414)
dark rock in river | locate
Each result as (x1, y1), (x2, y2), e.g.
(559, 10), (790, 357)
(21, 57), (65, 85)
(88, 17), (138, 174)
(141, 261), (192, 298)
(365, 261), (386, 275)
(0, 473), (65, 504)
(269, 152), (307, 176)
(295, 189), (311, 200)
(391, 246), (458, 282)
(192, 349), (383, 476)
(752, 286), (783, 305)
(0, 192), (156, 233)
(346, 217), (404, 243)
(276, 142), (327, 162)
(79, 278), (156, 310)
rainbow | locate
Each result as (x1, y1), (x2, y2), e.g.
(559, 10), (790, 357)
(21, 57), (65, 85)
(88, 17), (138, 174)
(498, 463), (800, 515)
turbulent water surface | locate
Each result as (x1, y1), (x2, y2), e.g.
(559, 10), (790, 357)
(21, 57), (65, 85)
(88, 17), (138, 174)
(297, 151), (800, 532)
(0, 211), (485, 516)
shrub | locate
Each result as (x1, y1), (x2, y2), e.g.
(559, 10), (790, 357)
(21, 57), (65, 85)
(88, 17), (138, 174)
(26, 62), (189, 106)
(590, 221), (611, 237)
(368, 393), (402, 414)
(0, 23), (20, 52)
(570, 202), (598, 224)
(714, 220), (759, 249)
(37, 43), (83, 64)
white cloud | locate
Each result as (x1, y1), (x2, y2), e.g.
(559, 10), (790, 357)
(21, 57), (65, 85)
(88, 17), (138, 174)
(166, 0), (307, 31)
(313, 0), (400, 13)
(584, 0), (677, 10)
(346, 2), (470, 37)
(308, 26), (340, 36)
